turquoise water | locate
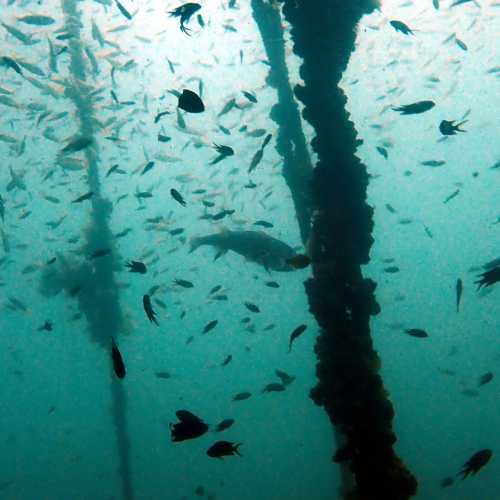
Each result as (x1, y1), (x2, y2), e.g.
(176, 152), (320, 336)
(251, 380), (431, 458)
(0, 0), (498, 499)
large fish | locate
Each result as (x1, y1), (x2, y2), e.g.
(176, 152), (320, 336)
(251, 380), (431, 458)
(190, 230), (296, 271)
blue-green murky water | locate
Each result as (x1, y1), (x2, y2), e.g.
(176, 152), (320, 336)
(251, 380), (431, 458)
(0, 0), (498, 499)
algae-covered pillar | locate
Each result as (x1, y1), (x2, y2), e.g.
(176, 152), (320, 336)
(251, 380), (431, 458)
(279, 1), (418, 498)
(251, 0), (313, 244)
(58, 1), (134, 498)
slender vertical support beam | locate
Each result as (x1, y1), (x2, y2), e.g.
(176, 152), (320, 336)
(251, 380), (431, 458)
(251, 0), (313, 244)
(58, 2), (134, 498)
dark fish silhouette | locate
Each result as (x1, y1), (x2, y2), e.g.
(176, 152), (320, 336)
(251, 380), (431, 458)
(457, 449), (492, 479)
(143, 294), (158, 325)
(478, 372), (493, 387)
(126, 261), (147, 274)
(214, 418), (235, 432)
(221, 355), (232, 367)
(275, 369), (295, 386)
(174, 278), (194, 288)
(262, 383), (285, 393)
(1, 56), (23, 75)
(115, 0), (132, 20)
(456, 278), (463, 312)
(178, 89), (204, 113)
(390, 20), (414, 35)
(206, 441), (242, 459)
(242, 91), (257, 103)
(61, 137), (92, 154)
(232, 391), (251, 401)
(169, 3), (201, 35)
(71, 191), (94, 203)
(171, 410), (208, 441)
(111, 338), (126, 379)
(440, 477), (453, 488)
(203, 319), (218, 334)
(404, 328), (428, 338)
(393, 101), (435, 115)
(170, 188), (186, 206)
(443, 189), (460, 204)
(289, 324), (307, 352)
(244, 302), (260, 313)
(475, 266), (500, 290)
(439, 120), (467, 135)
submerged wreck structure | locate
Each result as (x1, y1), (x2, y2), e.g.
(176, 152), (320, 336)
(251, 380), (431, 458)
(38, 0), (418, 497)
(252, 0), (418, 498)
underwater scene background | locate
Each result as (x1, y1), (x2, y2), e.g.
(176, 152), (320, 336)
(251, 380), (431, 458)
(0, 0), (498, 499)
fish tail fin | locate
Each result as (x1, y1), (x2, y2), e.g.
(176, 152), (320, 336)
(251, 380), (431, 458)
(456, 120), (467, 131)
(234, 443), (243, 457)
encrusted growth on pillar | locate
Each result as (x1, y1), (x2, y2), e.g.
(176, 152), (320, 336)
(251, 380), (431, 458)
(281, 0), (417, 498)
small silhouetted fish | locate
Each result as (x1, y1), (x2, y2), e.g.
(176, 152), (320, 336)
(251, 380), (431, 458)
(262, 383), (285, 393)
(289, 324), (307, 352)
(170, 188), (186, 206)
(376, 146), (388, 159)
(1, 56), (23, 75)
(248, 148), (264, 174)
(141, 161), (155, 175)
(384, 266), (400, 273)
(242, 91), (257, 103)
(38, 320), (53, 332)
(475, 266), (500, 290)
(174, 278), (194, 288)
(275, 369), (295, 386)
(178, 89), (204, 113)
(214, 418), (235, 432)
(126, 261), (147, 274)
(265, 281), (280, 288)
(221, 355), (232, 367)
(171, 410), (208, 442)
(18, 14), (55, 25)
(115, 0), (132, 20)
(440, 477), (453, 488)
(111, 338), (126, 379)
(244, 302), (260, 313)
(143, 294), (158, 325)
(478, 372), (493, 387)
(404, 328), (428, 338)
(390, 20), (414, 35)
(154, 111), (171, 124)
(232, 391), (251, 401)
(155, 371), (171, 379)
(455, 37), (468, 51)
(421, 160), (446, 167)
(439, 120), (467, 136)
(458, 449), (492, 479)
(169, 3), (201, 35)
(253, 220), (273, 228)
(443, 189), (460, 204)
(158, 134), (171, 143)
(209, 285), (222, 295)
(195, 485), (205, 496)
(392, 101), (435, 115)
(456, 278), (463, 312)
(207, 441), (242, 459)
(203, 319), (218, 334)
(72, 191), (94, 203)
(61, 137), (92, 154)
